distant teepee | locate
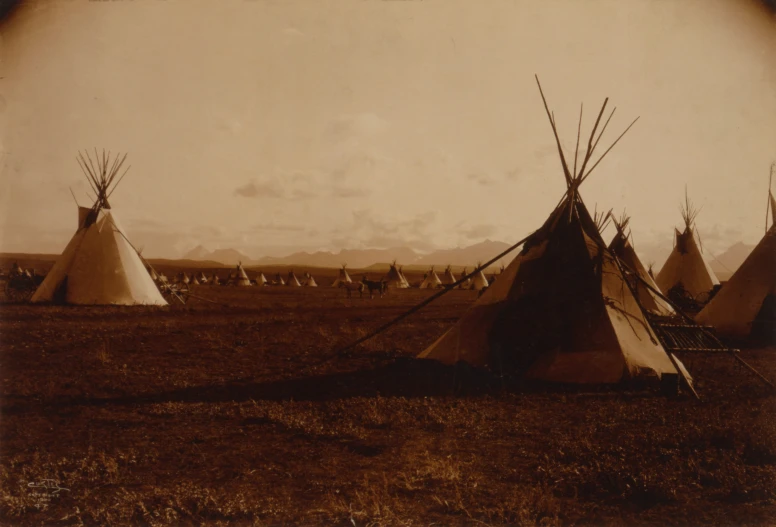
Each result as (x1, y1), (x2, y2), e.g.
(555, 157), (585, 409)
(468, 263), (489, 291)
(32, 150), (167, 306)
(385, 261), (409, 288)
(304, 272), (318, 287)
(331, 264), (353, 287)
(442, 265), (457, 287)
(233, 262), (252, 286)
(287, 270), (302, 287)
(656, 189), (719, 299)
(419, 267), (443, 289)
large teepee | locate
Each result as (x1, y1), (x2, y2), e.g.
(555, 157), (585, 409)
(419, 267), (443, 289)
(419, 82), (685, 385)
(608, 213), (674, 316)
(656, 191), (719, 300)
(385, 261), (409, 288)
(32, 150), (167, 306)
(331, 264), (353, 287)
(695, 191), (776, 341)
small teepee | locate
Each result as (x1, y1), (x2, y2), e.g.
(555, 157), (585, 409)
(304, 272), (318, 287)
(197, 272), (208, 284)
(210, 273), (220, 285)
(696, 190), (776, 341)
(468, 263), (489, 291)
(458, 268), (472, 290)
(233, 262), (252, 286)
(609, 213), (674, 316)
(656, 190), (719, 300)
(419, 80), (686, 385)
(256, 272), (268, 286)
(419, 267), (443, 289)
(32, 150), (167, 306)
(287, 270), (302, 287)
(442, 265), (457, 287)
(385, 261), (409, 288)
(331, 264), (353, 287)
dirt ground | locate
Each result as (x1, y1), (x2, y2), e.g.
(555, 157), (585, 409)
(1, 285), (775, 526)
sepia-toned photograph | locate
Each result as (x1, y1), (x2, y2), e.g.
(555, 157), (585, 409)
(1, 0), (775, 525)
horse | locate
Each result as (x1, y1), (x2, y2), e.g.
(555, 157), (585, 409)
(339, 281), (365, 298)
(361, 276), (387, 299)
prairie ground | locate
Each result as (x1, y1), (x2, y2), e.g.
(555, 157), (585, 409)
(1, 285), (775, 526)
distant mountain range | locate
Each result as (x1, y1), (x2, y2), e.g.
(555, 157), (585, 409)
(709, 241), (756, 280)
(179, 240), (518, 270)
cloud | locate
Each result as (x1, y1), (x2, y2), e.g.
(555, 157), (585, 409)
(344, 209), (440, 252)
(234, 179), (286, 199)
(251, 221), (306, 232)
(461, 223), (498, 240)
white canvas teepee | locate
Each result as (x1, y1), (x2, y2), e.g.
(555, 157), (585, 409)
(695, 191), (776, 340)
(233, 263), (252, 286)
(32, 150), (167, 306)
(256, 272), (268, 286)
(287, 271), (302, 286)
(331, 264), (353, 287)
(468, 263), (489, 291)
(304, 272), (318, 287)
(609, 213), (674, 316)
(656, 191), (719, 299)
(419, 82), (685, 385)
(419, 267), (443, 289)
(458, 268), (472, 290)
(442, 265), (457, 287)
(385, 261), (409, 288)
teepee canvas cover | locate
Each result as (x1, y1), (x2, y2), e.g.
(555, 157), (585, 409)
(656, 192), (719, 299)
(331, 265), (353, 287)
(256, 272), (268, 286)
(419, 267), (443, 289)
(442, 265), (457, 287)
(695, 192), (776, 340)
(32, 150), (167, 306)
(419, 84), (683, 385)
(304, 273), (318, 287)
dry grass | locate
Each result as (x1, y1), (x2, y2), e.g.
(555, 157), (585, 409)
(1, 286), (775, 525)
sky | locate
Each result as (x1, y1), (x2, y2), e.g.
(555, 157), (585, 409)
(1, 0), (775, 266)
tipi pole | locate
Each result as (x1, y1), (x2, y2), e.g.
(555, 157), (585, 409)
(766, 164), (774, 235)
(332, 230), (536, 356)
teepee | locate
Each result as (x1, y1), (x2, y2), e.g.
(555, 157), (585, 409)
(458, 268), (472, 290)
(210, 273), (220, 285)
(695, 191), (776, 341)
(287, 270), (302, 287)
(468, 263), (489, 291)
(419, 81), (686, 385)
(656, 190), (719, 300)
(331, 264), (353, 287)
(197, 272), (208, 284)
(256, 272), (268, 286)
(419, 267), (443, 289)
(233, 263), (252, 286)
(608, 213), (674, 316)
(31, 150), (167, 306)
(304, 272), (318, 287)
(442, 265), (457, 287)
(190, 274), (200, 285)
(385, 261), (409, 288)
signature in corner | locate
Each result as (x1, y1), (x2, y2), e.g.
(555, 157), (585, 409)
(27, 479), (70, 495)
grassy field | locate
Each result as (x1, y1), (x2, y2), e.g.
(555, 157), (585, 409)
(1, 285), (775, 526)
